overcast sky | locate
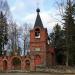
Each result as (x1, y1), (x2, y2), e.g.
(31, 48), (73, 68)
(7, 0), (62, 33)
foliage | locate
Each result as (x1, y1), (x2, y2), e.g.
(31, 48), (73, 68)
(0, 12), (8, 56)
(49, 24), (65, 65)
(63, 0), (75, 65)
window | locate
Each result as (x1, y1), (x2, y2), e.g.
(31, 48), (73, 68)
(35, 28), (40, 38)
(34, 55), (41, 65)
(35, 32), (40, 38)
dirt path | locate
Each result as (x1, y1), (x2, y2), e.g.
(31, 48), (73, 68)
(0, 73), (75, 75)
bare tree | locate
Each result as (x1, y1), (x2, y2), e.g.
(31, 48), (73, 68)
(7, 22), (21, 55)
(23, 23), (32, 55)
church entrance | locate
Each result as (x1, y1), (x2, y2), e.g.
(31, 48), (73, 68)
(12, 57), (21, 70)
(25, 60), (30, 71)
(3, 60), (7, 71)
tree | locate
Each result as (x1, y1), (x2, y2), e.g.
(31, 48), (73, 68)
(55, 0), (75, 66)
(63, 0), (75, 66)
(73, 1), (75, 17)
(23, 23), (31, 55)
(0, 0), (11, 21)
(8, 22), (21, 55)
(0, 0), (14, 56)
(49, 23), (65, 65)
(0, 11), (8, 56)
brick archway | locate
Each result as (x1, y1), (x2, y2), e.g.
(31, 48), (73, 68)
(25, 59), (30, 71)
(3, 60), (8, 71)
(11, 56), (21, 70)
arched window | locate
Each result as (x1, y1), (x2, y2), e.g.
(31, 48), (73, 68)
(25, 60), (30, 65)
(25, 60), (30, 71)
(34, 55), (41, 65)
(35, 28), (40, 38)
(3, 60), (7, 70)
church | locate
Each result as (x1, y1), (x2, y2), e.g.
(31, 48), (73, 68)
(0, 8), (55, 71)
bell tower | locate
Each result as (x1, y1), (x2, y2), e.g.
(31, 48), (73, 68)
(30, 8), (48, 68)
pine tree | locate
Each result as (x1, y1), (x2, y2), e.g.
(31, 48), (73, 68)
(49, 24), (65, 65)
(0, 11), (8, 56)
(63, 0), (75, 65)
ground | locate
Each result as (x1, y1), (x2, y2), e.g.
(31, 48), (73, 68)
(0, 73), (75, 75)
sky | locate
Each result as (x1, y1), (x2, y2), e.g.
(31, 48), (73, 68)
(7, 0), (61, 33)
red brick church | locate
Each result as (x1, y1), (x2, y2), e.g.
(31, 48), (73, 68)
(0, 8), (55, 71)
